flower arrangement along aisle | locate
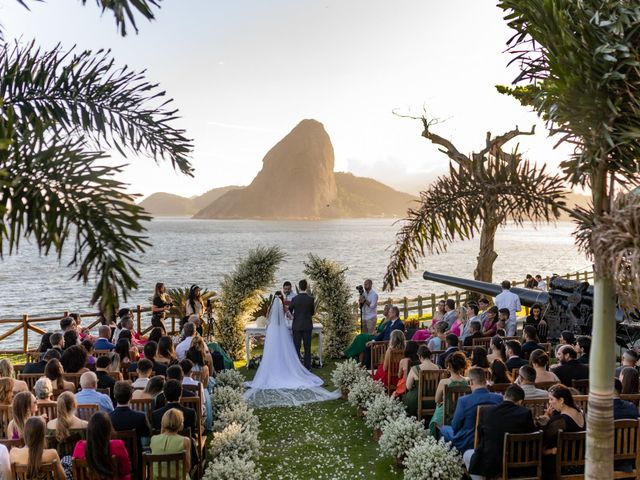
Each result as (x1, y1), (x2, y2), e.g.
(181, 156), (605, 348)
(378, 415), (427, 467)
(347, 376), (385, 415)
(403, 436), (464, 480)
(364, 393), (406, 440)
(331, 358), (369, 398)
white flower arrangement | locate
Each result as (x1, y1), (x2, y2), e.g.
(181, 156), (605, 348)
(403, 436), (464, 480)
(202, 454), (261, 480)
(210, 422), (260, 462)
(215, 403), (260, 435)
(213, 385), (245, 421)
(331, 358), (369, 391)
(215, 369), (246, 393)
(378, 415), (427, 459)
(363, 393), (406, 431)
(347, 376), (385, 410)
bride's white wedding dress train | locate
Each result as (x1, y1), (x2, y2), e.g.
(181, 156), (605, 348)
(244, 297), (340, 408)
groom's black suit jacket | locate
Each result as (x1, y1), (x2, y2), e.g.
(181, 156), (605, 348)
(288, 292), (315, 332)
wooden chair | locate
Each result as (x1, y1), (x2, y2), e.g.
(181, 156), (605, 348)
(472, 337), (492, 349)
(534, 381), (559, 391)
(26, 351), (41, 363)
(522, 398), (548, 418)
(182, 383), (201, 395)
(540, 342), (552, 354)
(18, 373), (42, 390)
(76, 404), (99, 421)
(113, 429), (139, 476)
(613, 419), (640, 479)
(511, 368), (521, 380)
(555, 430), (586, 479)
(387, 350), (405, 395)
(502, 431), (543, 479)
(0, 405), (12, 438)
(13, 364), (26, 375)
(473, 404), (492, 449)
(489, 383), (511, 394)
(12, 461), (60, 480)
(94, 349), (112, 358)
(107, 371), (123, 382)
(63, 373), (83, 389)
(417, 369), (450, 420)
(38, 402), (58, 421)
(97, 388), (110, 396)
(620, 394), (640, 409)
(370, 341), (388, 374)
(72, 456), (119, 480)
(572, 379), (589, 395)
(430, 350), (444, 363)
(503, 336), (520, 342)
(142, 452), (188, 480)
(573, 395), (588, 414)
(179, 396), (204, 462)
(130, 398), (153, 421)
(0, 438), (23, 450)
(443, 384), (471, 425)
(46, 430), (86, 456)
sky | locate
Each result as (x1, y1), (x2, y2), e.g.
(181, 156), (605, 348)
(2, 0), (571, 198)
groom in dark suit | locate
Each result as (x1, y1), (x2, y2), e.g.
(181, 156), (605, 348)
(288, 279), (315, 369)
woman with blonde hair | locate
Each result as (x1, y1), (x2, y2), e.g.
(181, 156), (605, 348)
(372, 329), (406, 387)
(9, 417), (65, 480)
(0, 378), (15, 405)
(0, 359), (28, 394)
(47, 392), (88, 443)
(7, 391), (38, 439)
(150, 408), (191, 479)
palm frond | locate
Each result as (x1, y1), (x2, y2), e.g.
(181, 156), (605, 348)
(81, 0), (161, 36)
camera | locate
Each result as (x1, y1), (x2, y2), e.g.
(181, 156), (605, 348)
(356, 285), (364, 295)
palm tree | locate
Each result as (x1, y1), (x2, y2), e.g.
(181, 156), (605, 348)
(383, 116), (567, 291)
(498, 1), (640, 477)
(0, 0), (193, 320)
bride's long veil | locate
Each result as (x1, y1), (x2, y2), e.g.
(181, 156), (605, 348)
(244, 296), (340, 408)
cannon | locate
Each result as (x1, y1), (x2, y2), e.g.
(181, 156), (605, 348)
(423, 271), (640, 348)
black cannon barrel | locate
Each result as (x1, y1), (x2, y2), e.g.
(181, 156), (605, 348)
(422, 271), (550, 307)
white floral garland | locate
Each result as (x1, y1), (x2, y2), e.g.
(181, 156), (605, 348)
(363, 393), (406, 431)
(403, 436), (464, 480)
(347, 376), (385, 409)
(331, 358), (369, 391)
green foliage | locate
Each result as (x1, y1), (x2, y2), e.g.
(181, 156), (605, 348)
(304, 254), (357, 358)
(217, 246), (285, 360)
(81, 0), (161, 36)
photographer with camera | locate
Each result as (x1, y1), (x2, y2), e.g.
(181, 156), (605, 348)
(151, 282), (172, 333)
(358, 279), (379, 334)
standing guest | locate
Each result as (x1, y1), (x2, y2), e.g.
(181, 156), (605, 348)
(133, 376), (165, 401)
(363, 306), (405, 368)
(94, 325), (116, 351)
(442, 299), (458, 329)
(481, 307), (500, 337)
(176, 323), (196, 361)
(487, 336), (507, 364)
(505, 341), (528, 371)
(372, 330), (406, 387)
(552, 345), (589, 387)
(49, 333), (65, 355)
(429, 352), (470, 434)
(109, 381), (150, 471)
(614, 379), (640, 420)
(440, 367), (502, 452)
(185, 285), (205, 321)
(465, 385), (536, 479)
(72, 412), (131, 480)
(437, 334), (460, 369)
(0, 359), (28, 394)
(616, 350), (639, 377)
(517, 365), (550, 399)
(495, 280), (521, 337)
(132, 359), (153, 390)
(81, 340), (97, 368)
(576, 336), (591, 365)
(95, 356), (117, 396)
(44, 359), (75, 392)
(7, 392), (38, 439)
(282, 281), (297, 308)
(460, 304), (479, 343)
(620, 367), (640, 395)
(9, 417), (65, 480)
(463, 321), (483, 347)
(142, 341), (168, 376)
(427, 322), (448, 352)
(23, 349), (60, 375)
(63, 330), (79, 350)
(157, 336), (177, 366)
(75, 372), (114, 413)
(524, 274), (538, 289)
(529, 349), (560, 383)
(471, 347), (490, 369)
(0, 379), (14, 406)
(403, 345), (440, 416)
(33, 377), (56, 408)
(345, 305), (391, 360)
(358, 279), (379, 334)
(521, 325), (543, 357)
(151, 380), (196, 433)
(60, 345), (89, 374)
(525, 303), (548, 342)
(489, 360), (512, 385)
(46, 392), (88, 443)
(150, 409), (191, 479)
(151, 282), (172, 333)
(148, 327), (164, 345)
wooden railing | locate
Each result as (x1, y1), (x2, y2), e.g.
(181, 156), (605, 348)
(0, 269), (593, 354)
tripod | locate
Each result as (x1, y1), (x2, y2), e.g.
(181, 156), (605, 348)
(205, 300), (215, 343)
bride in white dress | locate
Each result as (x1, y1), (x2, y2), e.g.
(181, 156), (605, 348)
(244, 294), (340, 408)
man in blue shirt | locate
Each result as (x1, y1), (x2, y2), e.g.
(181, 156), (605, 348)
(363, 306), (405, 368)
(75, 371), (114, 413)
(440, 367), (502, 452)
(93, 325), (115, 351)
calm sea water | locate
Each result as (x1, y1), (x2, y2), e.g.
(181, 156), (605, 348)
(0, 219), (590, 348)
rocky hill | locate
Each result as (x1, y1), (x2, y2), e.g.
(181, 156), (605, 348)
(140, 186), (241, 217)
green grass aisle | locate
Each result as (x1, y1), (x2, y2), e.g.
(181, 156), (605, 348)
(242, 359), (402, 480)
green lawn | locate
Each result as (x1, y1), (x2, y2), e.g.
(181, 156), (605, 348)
(241, 357), (402, 480)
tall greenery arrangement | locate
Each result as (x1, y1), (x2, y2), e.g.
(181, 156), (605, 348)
(166, 287), (219, 319)
(304, 253), (357, 358)
(498, 1), (640, 476)
(217, 246), (284, 360)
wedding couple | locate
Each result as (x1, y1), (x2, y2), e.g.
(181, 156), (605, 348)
(244, 280), (340, 408)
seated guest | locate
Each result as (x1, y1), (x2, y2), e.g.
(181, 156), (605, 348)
(60, 316), (75, 333)
(60, 345), (89, 374)
(63, 330), (79, 350)
(556, 330), (576, 354)
(109, 381), (150, 469)
(439, 367), (502, 452)
(487, 336), (507, 364)
(71, 313), (93, 342)
(75, 372), (114, 413)
(186, 335), (215, 385)
(481, 307), (499, 337)
(489, 359), (512, 385)
(465, 384), (536, 479)
(521, 325), (543, 357)
(0, 442), (9, 479)
(150, 409), (192, 479)
(517, 365), (549, 399)
(23, 349), (60, 375)
(429, 352), (470, 434)
(81, 340), (96, 368)
(616, 350), (639, 377)
(529, 349), (560, 383)
(505, 340), (528, 371)
(33, 377), (56, 409)
(403, 345), (440, 417)
(9, 416), (65, 480)
(151, 380), (196, 433)
(0, 359), (27, 394)
(94, 325), (116, 351)
(49, 333), (65, 355)
(141, 341), (167, 377)
(372, 330), (406, 387)
(0, 378), (14, 406)
(497, 308), (510, 335)
(47, 391), (88, 438)
(157, 336), (178, 366)
(153, 365), (195, 410)
(133, 375), (165, 401)
(44, 358), (75, 393)
(72, 411), (131, 480)
(427, 321), (448, 352)
(446, 308), (464, 337)
(397, 341), (420, 388)
(345, 304), (391, 359)
(180, 359), (211, 431)
(552, 345), (589, 387)
(363, 306), (405, 368)
(437, 334), (460, 369)
(7, 392), (38, 440)
(95, 356), (117, 396)
(460, 304), (480, 343)
(614, 378), (639, 420)
(132, 359), (153, 390)
(37, 333), (53, 355)
(114, 338), (137, 371)
(463, 321), (483, 347)
(620, 367), (640, 394)
(176, 323), (197, 361)
(148, 327), (164, 345)
(576, 336), (591, 365)
(442, 299), (458, 329)
(471, 347), (490, 369)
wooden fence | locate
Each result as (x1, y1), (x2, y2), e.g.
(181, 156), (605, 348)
(0, 269), (593, 354)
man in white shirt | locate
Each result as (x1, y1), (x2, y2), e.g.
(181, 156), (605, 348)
(517, 366), (549, 399)
(176, 322), (196, 361)
(535, 275), (547, 291)
(131, 358), (152, 390)
(495, 280), (521, 337)
(359, 279), (379, 334)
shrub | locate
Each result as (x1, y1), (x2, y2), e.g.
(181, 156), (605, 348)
(213, 385), (244, 421)
(210, 422), (260, 462)
(364, 393), (406, 431)
(347, 376), (385, 410)
(331, 358), (369, 391)
(403, 436), (464, 480)
(202, 455), (260, 480)
(215, 369), (246, 393)
(215, 403), (260, 435)
(378, 415), (426, 459)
